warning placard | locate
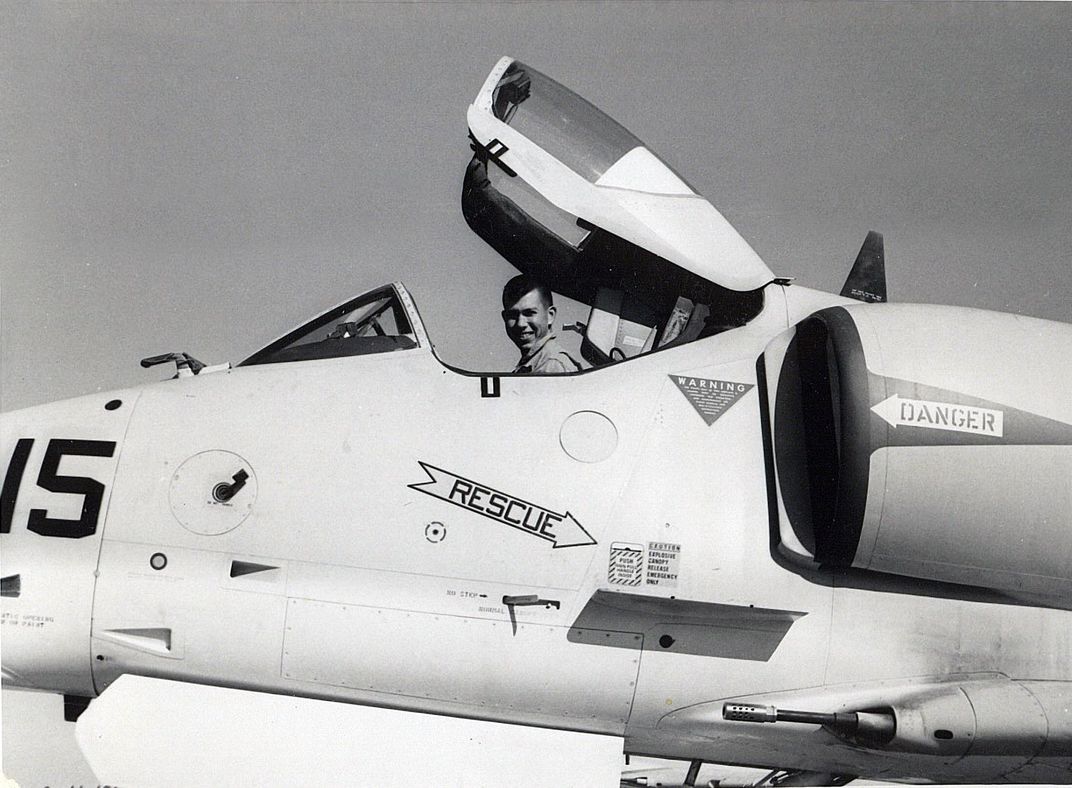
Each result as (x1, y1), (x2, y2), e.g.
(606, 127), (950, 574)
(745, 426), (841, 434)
(670, 376), (753, 426)
(645, 542), (680, 587)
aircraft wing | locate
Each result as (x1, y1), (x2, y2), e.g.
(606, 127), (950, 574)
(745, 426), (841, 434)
(464, 57), (774, 294)
(75, 675), (624, 787)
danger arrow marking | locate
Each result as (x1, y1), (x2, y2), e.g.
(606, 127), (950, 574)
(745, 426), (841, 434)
(408, 462), (596, 549)
(871, 394), (1004, 437)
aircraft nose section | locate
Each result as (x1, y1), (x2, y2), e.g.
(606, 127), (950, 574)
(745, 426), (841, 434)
(1, 390), (137, 695)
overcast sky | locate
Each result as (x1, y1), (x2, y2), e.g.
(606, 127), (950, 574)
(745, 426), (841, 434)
(2, 2), (1070, 784)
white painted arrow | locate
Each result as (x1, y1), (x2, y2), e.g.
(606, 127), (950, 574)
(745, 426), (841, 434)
(871, 394), (1004, 437)
(870, 394), (905, 428)
(553, 512), (596, 549)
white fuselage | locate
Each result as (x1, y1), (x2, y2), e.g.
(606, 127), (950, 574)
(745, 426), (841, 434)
(3, 282), (1070, 783)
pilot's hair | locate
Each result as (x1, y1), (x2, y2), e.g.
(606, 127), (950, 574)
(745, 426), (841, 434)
(502, 274), (553, 309)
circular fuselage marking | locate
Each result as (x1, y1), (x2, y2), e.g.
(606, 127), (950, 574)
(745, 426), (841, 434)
(169, 450), (257, 535)
(559, 410), (618, 463)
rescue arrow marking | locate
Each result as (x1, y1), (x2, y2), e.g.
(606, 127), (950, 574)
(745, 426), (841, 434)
(870, 394), (1004, 437)
(408, 462), (596, 549)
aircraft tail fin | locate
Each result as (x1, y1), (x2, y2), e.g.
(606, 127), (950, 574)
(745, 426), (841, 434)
(839, 231), (886, 303)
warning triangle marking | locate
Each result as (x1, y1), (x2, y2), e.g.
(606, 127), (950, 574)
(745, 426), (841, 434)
(669, 375), (754, 426)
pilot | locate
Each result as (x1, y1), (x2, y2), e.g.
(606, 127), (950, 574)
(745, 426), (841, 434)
(501, 275), (584, 374)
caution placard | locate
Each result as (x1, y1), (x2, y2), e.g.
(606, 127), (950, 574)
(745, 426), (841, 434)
(608, 541), (681, 588)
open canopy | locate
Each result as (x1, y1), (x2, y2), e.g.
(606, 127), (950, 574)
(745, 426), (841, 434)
(463, 57), (774, 294)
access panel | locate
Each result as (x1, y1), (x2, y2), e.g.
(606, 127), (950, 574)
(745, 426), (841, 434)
(281, 598), (640, 732)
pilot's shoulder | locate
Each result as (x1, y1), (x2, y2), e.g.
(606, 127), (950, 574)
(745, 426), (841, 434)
(534, 356), (571, 374)
(549, 350), (585, 373)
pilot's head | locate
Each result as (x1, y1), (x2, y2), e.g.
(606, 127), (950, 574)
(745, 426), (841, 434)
(501, 274), (556, 357)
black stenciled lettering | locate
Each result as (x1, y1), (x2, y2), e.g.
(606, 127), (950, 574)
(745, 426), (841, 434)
(27, 439), (116, 539)
(503, 500), (524, 525)
(486, 493), (506, 519)
(468, 485), (489, 511)
(448, 478), (472, 504)
(1, 438), (34, 534)
(521, 505), (541, 532)
(540, 511), (562, 537)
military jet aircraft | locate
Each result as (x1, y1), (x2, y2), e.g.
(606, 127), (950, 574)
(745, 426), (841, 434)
(2, 56), (1070, 786)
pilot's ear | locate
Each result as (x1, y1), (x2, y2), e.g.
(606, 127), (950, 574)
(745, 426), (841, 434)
(547, 304), (557, 325)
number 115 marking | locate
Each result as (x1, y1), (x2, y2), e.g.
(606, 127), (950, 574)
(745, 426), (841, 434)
(0, 438), (117, 539)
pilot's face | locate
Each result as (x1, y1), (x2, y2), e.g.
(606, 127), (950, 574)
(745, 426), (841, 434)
(502, 290), (555, 356)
